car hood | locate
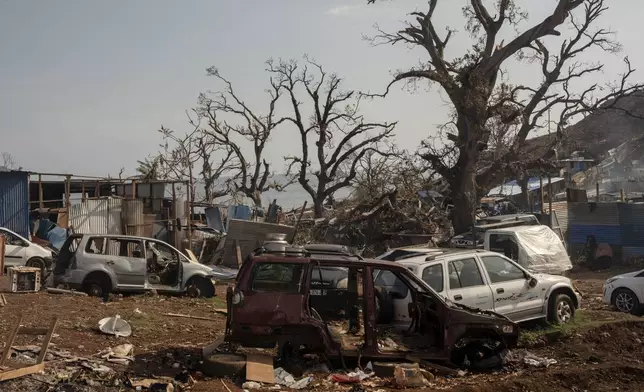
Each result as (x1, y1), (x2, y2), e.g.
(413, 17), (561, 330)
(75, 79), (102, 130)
(532, 273), (573, 286)
(209, 265), (238, 281)
(606, 270), (643, 281)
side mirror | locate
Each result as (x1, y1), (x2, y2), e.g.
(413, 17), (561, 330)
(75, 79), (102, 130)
(528, 277), (538, 288)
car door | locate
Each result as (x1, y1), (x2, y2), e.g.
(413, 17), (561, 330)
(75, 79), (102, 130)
(104, 237), (146, 290)
(230, 260), (309, 345)
(445, 257), (494, 310)
(0, 229), (27, 267)
(478, 254), (543, 320)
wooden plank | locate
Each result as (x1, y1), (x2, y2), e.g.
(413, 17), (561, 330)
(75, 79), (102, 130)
(17, 327), (48, 336)
(0, 316), (22, 367)
(185, 250), (199, 263)
(245, 353), (275, 384)
(0, 294), (6, 307)
(36, 317), (58, 364)
(0, 363), (45, 382)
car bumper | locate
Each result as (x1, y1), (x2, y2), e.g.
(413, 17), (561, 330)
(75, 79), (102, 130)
(602, 284), (614, 305)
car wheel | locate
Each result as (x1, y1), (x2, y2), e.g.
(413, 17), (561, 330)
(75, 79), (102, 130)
(200, 353), (246, 378)
(26, 257), (46, 272)
(548, 294), (575, 324)
(186, 276), (215, 298)
(82, 273), (111, 298)
(612, 288), (640, 314)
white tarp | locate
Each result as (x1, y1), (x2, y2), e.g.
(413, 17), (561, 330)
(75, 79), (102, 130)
(513, 225), (572, 274)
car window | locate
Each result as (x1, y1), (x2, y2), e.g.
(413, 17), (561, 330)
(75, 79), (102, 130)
(373, 269), (409, 298)
(448, 258), (484, 289)
(85, 237), (105, 254)
(481, 255), (525, 283)
(146, 241), (178, 262)
(105, 238), (144, 258)
(422, 264), (444, 292)
(251, 263), (304, 293)
(0, 230), (23, 246)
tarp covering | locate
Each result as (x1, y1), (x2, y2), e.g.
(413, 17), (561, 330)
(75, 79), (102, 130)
(489, 225), (572, 274)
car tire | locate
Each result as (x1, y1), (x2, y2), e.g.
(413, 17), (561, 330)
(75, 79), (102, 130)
(200, 353), (246, 378)
(26, 257), (46, 272)
(186, 276), (215, 298)
(82, 273), (112, 298)
(548, 293), (575, 324)
(612, 288), (640, 315)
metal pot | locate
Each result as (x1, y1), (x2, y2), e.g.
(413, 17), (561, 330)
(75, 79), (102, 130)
(263, 233), (289, 252)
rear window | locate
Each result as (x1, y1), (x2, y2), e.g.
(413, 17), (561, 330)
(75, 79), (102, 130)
(251, 263), (305, 293)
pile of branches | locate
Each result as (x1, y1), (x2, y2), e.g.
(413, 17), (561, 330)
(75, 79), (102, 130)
(295, 187), (452, 257)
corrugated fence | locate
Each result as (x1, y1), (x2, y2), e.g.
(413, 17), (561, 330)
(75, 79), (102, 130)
(567, 202), (644, 262)
(69, 198), (123, 235)
(0, 171), (30, 238)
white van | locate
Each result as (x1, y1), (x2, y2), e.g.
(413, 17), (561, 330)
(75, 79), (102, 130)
(0, 227), (54, 271)
(484, 225), (571, 275)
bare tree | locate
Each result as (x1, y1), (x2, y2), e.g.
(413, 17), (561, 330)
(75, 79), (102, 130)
(152, 111), (233, 203)
(198, 67), (290, 207)
(368, 0), (643, 233)
(0, 152), (21, 171)
(269, 58), (397, 218)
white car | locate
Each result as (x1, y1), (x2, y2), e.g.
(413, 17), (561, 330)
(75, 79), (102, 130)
(0, 227), (54, 271)
(376, 248), (581, 324)
(603, 270), (644, 314)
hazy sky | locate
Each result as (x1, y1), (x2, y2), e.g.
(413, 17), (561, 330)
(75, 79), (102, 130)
(2, 0), (643, 177)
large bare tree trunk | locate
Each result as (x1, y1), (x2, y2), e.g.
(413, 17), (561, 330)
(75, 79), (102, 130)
(312, 196), (326, 219)
(450, 171), (477, 234)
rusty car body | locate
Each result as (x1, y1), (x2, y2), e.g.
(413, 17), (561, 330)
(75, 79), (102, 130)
(224, 247), (519, 368)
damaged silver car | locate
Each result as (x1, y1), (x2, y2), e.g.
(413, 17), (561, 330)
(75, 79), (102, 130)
(53, 234), (217, 298)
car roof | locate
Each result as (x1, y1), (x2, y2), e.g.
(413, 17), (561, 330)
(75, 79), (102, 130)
(398, 248), (503, 268)
(252, 254), (401, 269)
(78, 233), (164, 241)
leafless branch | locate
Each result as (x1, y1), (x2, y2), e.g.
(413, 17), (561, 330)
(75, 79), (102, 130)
(269, 57), (397, 217)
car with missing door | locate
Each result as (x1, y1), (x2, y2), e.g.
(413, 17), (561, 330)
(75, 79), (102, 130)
(224, 246), (519, 369)
(377, 248), (581, 324)
(53, 234), (218, 298)
(0, 227), (54, 272)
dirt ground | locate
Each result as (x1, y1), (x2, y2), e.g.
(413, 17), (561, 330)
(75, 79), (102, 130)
(0, 268), (643, 392)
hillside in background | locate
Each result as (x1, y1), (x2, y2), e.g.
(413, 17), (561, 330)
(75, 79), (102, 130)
(524, 90), (644, 161)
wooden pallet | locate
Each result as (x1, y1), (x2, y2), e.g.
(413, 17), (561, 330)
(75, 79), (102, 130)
(0, 316), (58, 382)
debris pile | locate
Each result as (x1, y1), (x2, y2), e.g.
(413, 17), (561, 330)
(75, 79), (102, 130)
(294, 188), (452, 256)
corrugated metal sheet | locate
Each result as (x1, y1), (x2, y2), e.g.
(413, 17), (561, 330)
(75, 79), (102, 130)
(621, 225), (644, 247)
(221, 219), (295, 268)
(69, 198), (123, 235)
(569, 224), (622, 245)
(547, 201), (569, 234)
(122, 200), (145, 237)
(618, 203), (644, 225)
(568, 202), (620, 225)
(0, 172), (30, 238)
(622, 246), (644, 260)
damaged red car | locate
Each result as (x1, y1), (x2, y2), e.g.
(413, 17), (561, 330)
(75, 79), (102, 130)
(224, 246), (519, 369)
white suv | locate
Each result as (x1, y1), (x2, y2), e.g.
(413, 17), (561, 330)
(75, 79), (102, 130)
(376, 248), (581, 324)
